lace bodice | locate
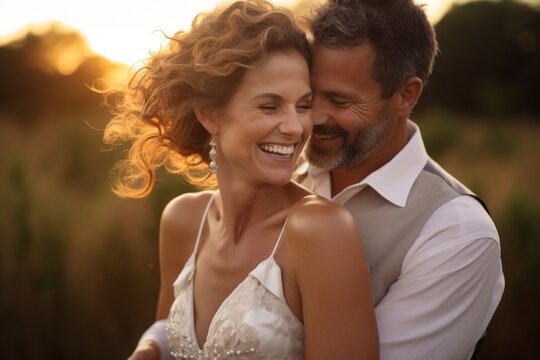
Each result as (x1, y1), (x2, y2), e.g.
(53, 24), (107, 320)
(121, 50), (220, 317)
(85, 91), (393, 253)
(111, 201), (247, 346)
(166, 195), (304, 359)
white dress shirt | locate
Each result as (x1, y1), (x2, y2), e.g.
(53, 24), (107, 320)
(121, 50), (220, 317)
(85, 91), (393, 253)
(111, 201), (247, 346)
(300, 121), (505, 359)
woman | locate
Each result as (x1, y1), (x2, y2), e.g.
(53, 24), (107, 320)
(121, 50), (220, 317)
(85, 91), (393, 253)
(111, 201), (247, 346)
(103, 1), (378, 359)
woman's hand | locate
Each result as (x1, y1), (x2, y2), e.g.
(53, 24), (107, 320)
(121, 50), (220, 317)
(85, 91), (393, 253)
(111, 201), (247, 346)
(127, 340), (161, 360)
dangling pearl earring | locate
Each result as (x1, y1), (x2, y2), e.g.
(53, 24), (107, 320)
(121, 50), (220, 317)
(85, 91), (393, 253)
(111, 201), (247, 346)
(209, 136), (218, 175)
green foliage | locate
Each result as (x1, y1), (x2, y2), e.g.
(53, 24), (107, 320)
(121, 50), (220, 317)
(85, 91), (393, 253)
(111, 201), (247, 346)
(0, 23), (199, 359)
(481, 192), (540, 358)
(0, 119), (196, 359)
(419, 0), (540, 118)
(415, 111), (540, 358)
(416, 110), (461, 158)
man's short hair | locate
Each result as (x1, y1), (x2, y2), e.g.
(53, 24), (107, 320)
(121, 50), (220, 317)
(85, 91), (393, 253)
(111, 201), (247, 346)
(311, 0), (439, 98)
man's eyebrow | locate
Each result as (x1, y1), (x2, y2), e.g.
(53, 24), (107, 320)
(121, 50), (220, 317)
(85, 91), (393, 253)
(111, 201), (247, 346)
(322, 90), (355, 99)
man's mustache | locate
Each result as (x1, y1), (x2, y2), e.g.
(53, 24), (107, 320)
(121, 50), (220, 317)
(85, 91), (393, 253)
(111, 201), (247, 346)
(312, 124), (348, 137)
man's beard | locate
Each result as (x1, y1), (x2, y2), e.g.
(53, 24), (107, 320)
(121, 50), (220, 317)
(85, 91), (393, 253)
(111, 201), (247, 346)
(306, 107), (392, 170)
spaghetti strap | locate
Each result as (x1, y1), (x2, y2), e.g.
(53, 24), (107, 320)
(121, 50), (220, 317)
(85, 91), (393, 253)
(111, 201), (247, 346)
(193, 193), (215, 254)
(270, 217), (288, 257)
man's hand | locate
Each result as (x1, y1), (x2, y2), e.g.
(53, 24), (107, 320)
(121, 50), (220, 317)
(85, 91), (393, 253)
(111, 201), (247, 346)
(127, 340), (161, 360)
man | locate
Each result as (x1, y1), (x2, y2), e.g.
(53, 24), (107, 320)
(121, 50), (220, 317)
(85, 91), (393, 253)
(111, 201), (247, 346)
(295, 0), (504, 358)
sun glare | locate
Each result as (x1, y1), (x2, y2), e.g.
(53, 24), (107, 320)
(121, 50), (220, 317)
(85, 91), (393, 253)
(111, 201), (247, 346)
(1, 0), (456, 68)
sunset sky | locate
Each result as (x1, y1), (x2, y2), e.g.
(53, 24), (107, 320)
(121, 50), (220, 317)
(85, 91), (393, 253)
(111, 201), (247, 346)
(0, 0), (472, 66)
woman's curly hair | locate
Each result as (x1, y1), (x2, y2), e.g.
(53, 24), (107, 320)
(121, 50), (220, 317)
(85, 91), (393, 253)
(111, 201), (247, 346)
(102, 0), (311, 198)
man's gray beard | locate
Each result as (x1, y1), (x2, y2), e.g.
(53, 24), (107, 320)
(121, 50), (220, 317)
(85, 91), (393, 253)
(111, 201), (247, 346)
(306, 109), (392, 170)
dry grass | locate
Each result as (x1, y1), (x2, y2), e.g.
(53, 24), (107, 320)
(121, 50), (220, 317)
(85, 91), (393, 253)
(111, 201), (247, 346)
(1, 113), (539, 358)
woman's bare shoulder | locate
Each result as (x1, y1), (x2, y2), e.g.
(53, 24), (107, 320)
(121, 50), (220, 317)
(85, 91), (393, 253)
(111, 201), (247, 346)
(160, 190), (214, 249)
(285, 199), (377, 358)
(161, 190), (214, 229)
(289, 195), (356, 229)
(156, 190), (216, 319)
(286, 194), (360, 254)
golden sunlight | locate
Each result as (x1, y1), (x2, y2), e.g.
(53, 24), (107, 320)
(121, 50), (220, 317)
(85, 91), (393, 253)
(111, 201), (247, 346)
(0, 0), (458, 68)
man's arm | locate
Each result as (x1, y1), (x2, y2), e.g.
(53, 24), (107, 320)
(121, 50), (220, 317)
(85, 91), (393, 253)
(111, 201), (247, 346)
(375, 196), (504, 359)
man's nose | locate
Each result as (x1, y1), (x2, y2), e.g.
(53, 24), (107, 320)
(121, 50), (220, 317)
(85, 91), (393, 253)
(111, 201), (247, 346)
(310, 95), (329, 126)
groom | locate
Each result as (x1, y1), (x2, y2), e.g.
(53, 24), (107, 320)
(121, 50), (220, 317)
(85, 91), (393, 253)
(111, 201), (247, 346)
(296, 0), (504, 358)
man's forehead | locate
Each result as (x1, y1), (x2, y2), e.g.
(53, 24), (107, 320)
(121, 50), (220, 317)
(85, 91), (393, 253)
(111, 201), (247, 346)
(311, 44), (379, 94)
(312, 43), (376, 62)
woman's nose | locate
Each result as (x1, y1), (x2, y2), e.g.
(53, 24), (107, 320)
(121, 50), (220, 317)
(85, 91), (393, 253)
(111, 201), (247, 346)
(278, 110), (304, 137)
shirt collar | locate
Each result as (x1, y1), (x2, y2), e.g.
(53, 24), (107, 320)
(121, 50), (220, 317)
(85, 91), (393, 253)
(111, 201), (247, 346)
(304, 120), (428, 207)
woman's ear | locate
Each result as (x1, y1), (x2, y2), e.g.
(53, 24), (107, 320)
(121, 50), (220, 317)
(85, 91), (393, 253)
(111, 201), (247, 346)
(393, 77), (423, 116)
(194, 106), (217, 134)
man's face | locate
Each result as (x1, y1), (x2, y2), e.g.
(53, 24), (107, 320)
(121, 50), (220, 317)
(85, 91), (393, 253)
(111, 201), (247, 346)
(306, 43), (394, 170)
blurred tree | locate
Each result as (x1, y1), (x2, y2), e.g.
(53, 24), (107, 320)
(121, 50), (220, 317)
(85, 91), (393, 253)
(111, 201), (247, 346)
(0, 23), (124, 124)
(419, 0), (540, 118)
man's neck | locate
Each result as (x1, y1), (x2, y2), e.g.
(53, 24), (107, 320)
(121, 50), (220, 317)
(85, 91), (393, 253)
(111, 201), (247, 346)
(330, 166), (371, 197)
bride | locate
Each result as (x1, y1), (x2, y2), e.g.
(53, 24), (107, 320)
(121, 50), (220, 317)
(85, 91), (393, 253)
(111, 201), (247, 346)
(103, 1), (379, 359)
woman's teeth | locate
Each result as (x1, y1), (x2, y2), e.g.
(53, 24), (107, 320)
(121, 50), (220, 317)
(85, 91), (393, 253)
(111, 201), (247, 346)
(260, 144), (294, 155)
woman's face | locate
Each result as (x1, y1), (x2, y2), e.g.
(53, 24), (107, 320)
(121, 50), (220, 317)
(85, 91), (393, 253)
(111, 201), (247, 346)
(215, 51), (312, 186)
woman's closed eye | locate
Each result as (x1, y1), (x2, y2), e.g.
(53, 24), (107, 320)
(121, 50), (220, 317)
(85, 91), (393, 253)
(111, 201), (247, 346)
(258, 104), (280, 113)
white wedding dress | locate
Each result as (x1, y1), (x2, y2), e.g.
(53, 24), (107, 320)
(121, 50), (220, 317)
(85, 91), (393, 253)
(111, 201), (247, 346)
(166, 195), (304, 359)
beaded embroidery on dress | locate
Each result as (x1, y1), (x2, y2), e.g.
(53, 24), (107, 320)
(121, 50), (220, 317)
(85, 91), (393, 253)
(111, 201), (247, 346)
(166, 194), (304, 359)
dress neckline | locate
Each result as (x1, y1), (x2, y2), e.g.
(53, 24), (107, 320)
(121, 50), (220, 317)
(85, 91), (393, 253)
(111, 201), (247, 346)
(189, 193), (289, 351)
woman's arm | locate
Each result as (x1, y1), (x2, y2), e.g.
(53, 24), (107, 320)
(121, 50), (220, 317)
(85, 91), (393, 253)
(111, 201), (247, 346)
(128, 192), (212, 360)
(288, 196), (379, 359)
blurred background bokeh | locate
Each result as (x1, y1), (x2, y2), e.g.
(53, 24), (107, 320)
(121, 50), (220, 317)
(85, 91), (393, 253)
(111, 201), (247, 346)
(1, 0), (539, 358)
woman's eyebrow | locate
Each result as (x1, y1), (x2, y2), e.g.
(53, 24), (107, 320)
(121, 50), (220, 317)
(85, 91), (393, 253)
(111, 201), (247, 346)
(252, 90), (313, 101)
(252, 93), (283, 101)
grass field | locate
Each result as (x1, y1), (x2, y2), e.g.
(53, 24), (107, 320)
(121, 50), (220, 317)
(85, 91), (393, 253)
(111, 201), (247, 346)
(0, 111), (538, 359)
